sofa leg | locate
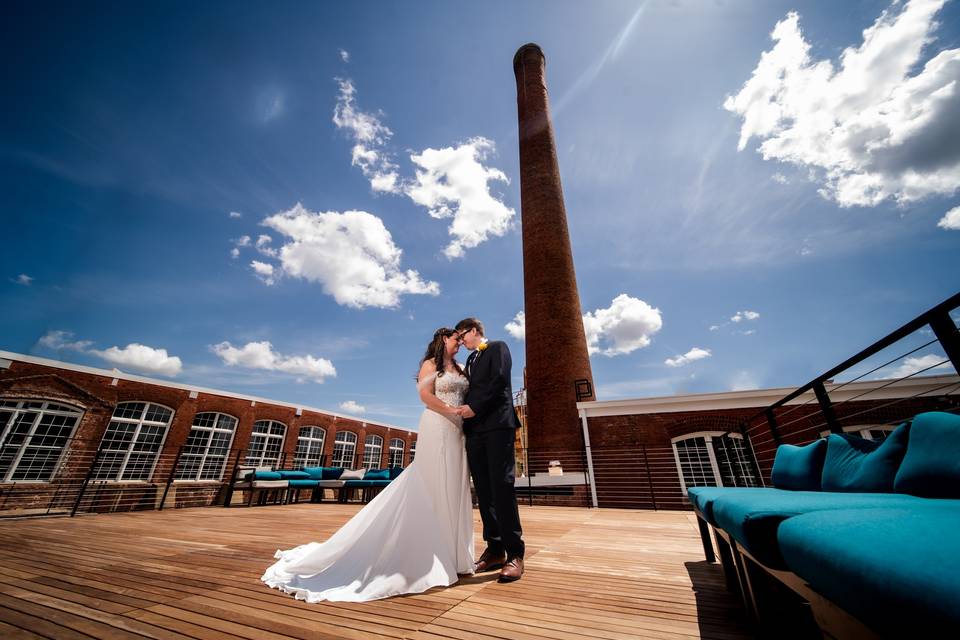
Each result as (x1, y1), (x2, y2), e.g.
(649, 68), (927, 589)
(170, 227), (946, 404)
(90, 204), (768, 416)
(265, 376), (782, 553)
(695, 515), (716, 563)
(714, 531), (740, 596)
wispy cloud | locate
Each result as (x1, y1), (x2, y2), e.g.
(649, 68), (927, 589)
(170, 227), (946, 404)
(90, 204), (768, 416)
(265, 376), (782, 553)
(339, 400), (366, 414)
(725, 0), (960, 207)
(332, 78), (400, 193)
(13, 273), (33, 286)
(339, 48), (350, 63)
(211, 340), (336, 383)
(665, 347), (711, 368)
(37, 330), (182, 376)
(229, 211), (243, 219)
(731, 310), (760, 323)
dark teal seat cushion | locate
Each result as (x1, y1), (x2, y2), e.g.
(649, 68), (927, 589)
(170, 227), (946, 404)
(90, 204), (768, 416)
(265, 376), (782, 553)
(253, 470), (282, 480)
(287, 479), (319, 488)
(344, 479), (375, 487)
(364, 469), (390, 480)
(712, 490), (926, 568)
(778, 504), (960, 635)
(321, 467), (344, 480)
(687, 487), (782, 525)
(771, 439), (827, 491)
(370, 480), (391, 487)
(895, 412), (960, 498)
(302, 467), (325, 479)
(821, 423), (909, 492)
(388, 466), (404, 480)
(278, 470), (311, 480)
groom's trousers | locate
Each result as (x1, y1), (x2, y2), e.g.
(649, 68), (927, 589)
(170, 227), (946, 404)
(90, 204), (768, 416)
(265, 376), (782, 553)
(465, 428), (524, 559)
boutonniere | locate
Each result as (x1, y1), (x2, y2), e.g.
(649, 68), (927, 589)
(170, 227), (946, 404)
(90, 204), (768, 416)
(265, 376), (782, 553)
(477, 341), (489, 352)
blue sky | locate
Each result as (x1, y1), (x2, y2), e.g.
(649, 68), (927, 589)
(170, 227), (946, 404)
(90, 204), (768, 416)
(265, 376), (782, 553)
(3, 0), (959, 429)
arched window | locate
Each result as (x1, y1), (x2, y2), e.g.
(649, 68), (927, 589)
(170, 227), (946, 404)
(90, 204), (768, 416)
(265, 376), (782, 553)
(362, 435), (383, 470)
(331, 431), (357, 468)
(93, 402), (174, 481)
(388, 438), (404, 468)
(0, 399), (83, 482)
(294, 426), (326, 468)
(174, 412), (237, 481)
(246, 420), (286, 467)
(409, 439), (417, 464)
(671, 432), (759, 495)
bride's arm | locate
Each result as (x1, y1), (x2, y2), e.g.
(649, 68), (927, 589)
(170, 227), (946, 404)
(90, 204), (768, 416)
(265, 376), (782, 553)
(417, 360), (459, 417)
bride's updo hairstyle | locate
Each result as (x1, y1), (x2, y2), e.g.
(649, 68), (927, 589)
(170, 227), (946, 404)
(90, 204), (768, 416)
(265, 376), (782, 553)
(419, 328), (465, 379)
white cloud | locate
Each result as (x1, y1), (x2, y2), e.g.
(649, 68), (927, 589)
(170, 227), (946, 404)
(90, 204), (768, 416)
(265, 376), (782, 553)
(211, 340), (336, 383)
(725, 0), (960, 207)
(37, 330), (182, 376)
(339, 49), (350, 63)
(91, 344), (183, 376)
(583, 294), (663, 356)
(258, 203), (439, 308)
(333, 78), (400, 193)
(230, 247), (240, 259)
(505, 311), (526, 340)
(730, 370), (760, 391)
(709, 325), (720, 331)
(665, 347), (712, 368)
(250, 260), (276, 286)
(406, 137), (516, 258)
(38, 330), (93, 352)
(339, 400), (366, 414)
(236, 235), (251, 247)
(731, 310), (760, 322)
(255, 234), (278, 257)
(771, 173), (789, 184)
(891, 353), (952, 378)
(14, 273), (33, 286)
(938, 205), (960, 229)
(229, 211), (243, 219)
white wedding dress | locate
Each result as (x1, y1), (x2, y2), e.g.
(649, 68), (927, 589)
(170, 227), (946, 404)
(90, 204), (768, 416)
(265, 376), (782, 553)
(261, 369), (475, 602)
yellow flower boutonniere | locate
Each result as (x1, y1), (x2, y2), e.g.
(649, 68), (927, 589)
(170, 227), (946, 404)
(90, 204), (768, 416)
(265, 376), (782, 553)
(477, 341), (489, 352)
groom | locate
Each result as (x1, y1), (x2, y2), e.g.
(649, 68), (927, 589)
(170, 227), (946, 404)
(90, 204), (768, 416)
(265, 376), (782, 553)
(455, 317), (525, 582)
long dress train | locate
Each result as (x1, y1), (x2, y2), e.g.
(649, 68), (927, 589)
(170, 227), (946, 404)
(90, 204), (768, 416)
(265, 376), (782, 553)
(261, 370), (475, 602)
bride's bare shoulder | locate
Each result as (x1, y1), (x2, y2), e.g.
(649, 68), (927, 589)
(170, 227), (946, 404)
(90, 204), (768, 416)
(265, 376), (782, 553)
(417, 359), (437, 380)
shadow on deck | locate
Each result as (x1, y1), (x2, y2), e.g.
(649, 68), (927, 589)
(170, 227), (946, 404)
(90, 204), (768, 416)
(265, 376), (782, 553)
(0, 504), (750, 639)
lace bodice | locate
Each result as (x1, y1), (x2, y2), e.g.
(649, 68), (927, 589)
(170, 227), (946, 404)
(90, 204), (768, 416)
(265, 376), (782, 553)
(423, 369), (469, 407)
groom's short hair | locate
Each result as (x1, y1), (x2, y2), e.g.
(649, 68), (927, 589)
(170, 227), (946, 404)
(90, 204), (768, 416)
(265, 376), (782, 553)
(455, 317), (484, 336)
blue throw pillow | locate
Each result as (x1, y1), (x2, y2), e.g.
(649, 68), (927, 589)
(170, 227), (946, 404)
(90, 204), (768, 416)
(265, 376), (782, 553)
(278, 470), (311, 480)
(895, 412), (960, 498)
(302, 467), (325, 479)
(771, 439), (827, 491)
(364, 469), (390, 480)
(253, 470), (282, 480)
(388, 466), (404, 479)
(321, 467), (344, 480)
(821, 423), (909, 492)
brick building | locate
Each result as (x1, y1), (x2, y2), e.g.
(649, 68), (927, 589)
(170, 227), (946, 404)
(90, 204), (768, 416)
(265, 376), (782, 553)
(573, 374), (960, 510)
(0, 351), (416, 512)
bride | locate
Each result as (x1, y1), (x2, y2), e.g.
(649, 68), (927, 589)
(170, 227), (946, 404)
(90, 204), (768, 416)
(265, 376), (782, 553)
(261, 327), (475, 602)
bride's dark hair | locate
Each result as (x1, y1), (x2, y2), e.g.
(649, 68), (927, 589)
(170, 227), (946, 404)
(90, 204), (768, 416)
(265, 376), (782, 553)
(419, 327), (465, 379)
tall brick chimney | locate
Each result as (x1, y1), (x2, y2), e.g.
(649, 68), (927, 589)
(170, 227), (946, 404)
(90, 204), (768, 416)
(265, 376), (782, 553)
(513, 43), (596, 458)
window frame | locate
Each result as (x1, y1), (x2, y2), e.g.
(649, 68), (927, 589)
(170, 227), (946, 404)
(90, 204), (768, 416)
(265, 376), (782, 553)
(93, 401), (175, 483)
(0, 398), (84, 483)
(245, 420), (287, 468)
(331, 430), (358, 468)
(293, 425), (327, 469)
(388, 438), (404, 468)
(671, 431), (754, 496)
(362, 434), (383, 470)
(174, 412), (238, 483)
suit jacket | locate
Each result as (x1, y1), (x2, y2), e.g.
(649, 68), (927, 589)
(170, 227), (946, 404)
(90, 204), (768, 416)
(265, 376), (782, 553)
(463, 340), (521, 434)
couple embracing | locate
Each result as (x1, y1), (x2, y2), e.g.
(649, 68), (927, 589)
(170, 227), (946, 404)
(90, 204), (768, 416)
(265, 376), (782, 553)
(262, 318), (524, 602)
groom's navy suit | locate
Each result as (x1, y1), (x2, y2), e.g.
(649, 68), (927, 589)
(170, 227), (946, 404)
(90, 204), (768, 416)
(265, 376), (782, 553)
(463, 340), (524, 559)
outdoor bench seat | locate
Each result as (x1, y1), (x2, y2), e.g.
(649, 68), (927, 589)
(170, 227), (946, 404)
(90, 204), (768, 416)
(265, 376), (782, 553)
(778, 504), (960, 636)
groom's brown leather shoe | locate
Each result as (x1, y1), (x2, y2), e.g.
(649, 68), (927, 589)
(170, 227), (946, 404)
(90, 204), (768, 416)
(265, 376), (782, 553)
(498, 557), (524, 582)
(473, 549), (507, 573)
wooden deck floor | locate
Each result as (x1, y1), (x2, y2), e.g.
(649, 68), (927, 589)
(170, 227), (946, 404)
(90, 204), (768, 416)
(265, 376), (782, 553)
(0, 505), (751, 639)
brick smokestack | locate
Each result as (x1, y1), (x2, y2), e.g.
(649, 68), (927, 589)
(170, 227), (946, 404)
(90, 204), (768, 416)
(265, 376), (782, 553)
(513, 43), (596, 457)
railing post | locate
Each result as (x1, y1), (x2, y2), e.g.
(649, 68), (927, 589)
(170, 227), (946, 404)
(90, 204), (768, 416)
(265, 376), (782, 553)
(813, 382), (841, 434)
(579, 410), (599, 508)
(930, 311), (960, 375)
(158, 445), (184, 511)
(527, 449), (533, 507)
(71, 443), (105, 517)
(641, 445), (656, 510)
(717, 435), (735, 487)
(222, 449), (244, 507)
(740, 424), (766, 487)
(764, 408), (783, 445)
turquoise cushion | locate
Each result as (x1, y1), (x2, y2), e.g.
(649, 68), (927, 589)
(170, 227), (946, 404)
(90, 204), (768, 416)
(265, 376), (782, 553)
(895, 412), (960, 497)
(364, 469), (390, 480)
(253, 471), (282, 480)
(287, 479), (319, 488)
(778, 504), (960, 635)
(771, 439), (827, 491)
(712, 489), (927, 568)
(821, 423), (909, 492)
(321, 467), (344, 480)
(388, 466), (404, 480)
(302, 467), (325, 479)
(687, 487), (782, 525)
(344, 479), (375, 487)
(278, 470), (311, 480)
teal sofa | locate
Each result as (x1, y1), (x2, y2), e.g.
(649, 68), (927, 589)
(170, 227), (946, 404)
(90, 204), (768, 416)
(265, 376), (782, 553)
(342, 467), (404, 503)
(688, 411), (960, 637)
